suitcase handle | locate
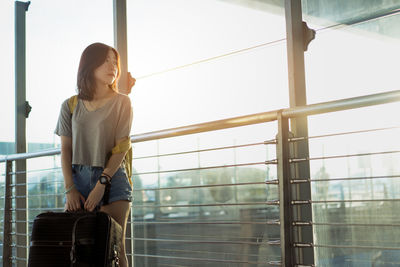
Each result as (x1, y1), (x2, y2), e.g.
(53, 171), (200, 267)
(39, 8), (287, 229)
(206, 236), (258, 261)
(70, 215), (95, 266)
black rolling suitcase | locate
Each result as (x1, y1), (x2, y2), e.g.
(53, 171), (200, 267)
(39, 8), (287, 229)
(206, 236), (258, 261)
(28, 211), (122, 266)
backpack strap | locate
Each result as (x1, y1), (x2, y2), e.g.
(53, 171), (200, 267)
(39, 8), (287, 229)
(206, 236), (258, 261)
(111, 137), (133, 187)
(68, 95), (78, 114)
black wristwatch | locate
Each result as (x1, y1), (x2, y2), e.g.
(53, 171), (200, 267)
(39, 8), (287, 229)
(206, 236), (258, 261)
(99, 175), (111, 186)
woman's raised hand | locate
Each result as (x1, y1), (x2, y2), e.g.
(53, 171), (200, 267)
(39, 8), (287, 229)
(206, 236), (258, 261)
(126, 72), (136, 95)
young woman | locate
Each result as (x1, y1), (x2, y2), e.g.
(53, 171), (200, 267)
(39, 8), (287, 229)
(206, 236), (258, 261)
(55, 42), (135, 267)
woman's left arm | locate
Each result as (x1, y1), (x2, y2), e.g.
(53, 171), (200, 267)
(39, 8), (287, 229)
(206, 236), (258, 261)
(84, 137), (129, 211)
(103, 136), (129, 177)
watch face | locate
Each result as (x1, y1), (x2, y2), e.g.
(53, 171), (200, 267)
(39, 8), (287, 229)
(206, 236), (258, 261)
(100, 176), (109, 184)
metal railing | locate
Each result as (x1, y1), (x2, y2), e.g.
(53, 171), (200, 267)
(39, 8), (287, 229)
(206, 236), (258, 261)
(1, 90), (400, 266)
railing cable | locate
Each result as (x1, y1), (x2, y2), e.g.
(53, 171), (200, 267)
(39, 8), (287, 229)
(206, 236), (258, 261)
(136, 38), (285, 80)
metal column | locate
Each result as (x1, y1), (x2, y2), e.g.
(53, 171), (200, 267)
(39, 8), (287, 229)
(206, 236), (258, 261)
(113, 1), (134, 266)
(284, 0), (314, 265)
(113, 0), (129, 95)
(15, 1), (31, 265)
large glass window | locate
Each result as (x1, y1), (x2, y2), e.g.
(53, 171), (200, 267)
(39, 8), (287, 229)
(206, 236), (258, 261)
(0, 1), (15, 155)
(127, 0), (288, 134)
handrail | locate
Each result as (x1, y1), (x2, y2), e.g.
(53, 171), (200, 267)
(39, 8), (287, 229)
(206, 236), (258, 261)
(132, 90), (400, 142)
(282, 89), (400, 118)
(0, 148), (60, 163)
(1, 89), (399, 163)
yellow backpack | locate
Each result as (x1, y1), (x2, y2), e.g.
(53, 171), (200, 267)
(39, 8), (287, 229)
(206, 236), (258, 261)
(67, 95), (133, 187)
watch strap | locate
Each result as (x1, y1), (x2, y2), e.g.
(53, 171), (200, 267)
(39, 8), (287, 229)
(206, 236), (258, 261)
(102, 172), (112, 180)
(102, 184), (111, 205)
(99, 173), (112, 205)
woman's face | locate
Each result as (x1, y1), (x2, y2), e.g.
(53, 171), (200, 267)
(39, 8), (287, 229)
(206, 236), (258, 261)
(93, 49), (118, 86)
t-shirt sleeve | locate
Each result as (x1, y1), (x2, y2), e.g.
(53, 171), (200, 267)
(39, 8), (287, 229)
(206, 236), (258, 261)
(115, 95), (133, 141)
(54, 99), (72, 137)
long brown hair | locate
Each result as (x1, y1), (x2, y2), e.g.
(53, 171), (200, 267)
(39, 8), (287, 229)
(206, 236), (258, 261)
(77, 42), (121, 100)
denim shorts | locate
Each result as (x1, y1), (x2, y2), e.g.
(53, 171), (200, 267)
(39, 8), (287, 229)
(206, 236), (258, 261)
(71, 164), (132, 206)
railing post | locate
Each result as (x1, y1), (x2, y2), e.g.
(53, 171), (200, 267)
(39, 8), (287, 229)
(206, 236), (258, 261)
(284, 0), (314, 265)
(277, 111), (294, 266)
(3, 161), (13, 267)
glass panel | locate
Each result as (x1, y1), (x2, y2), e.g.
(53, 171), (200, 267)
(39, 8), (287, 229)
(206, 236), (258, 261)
(27, 155), (63, 222)
(132, 123), (280, 266)
(309, 104), (400, 266)
(302, 0), (400, 30)
(25, 0), (114, 151)
(315, 247), (400, 267)
(128, 0), (288, 134)
(0, 1), (15, 154)
(304, 2), (400, 103)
